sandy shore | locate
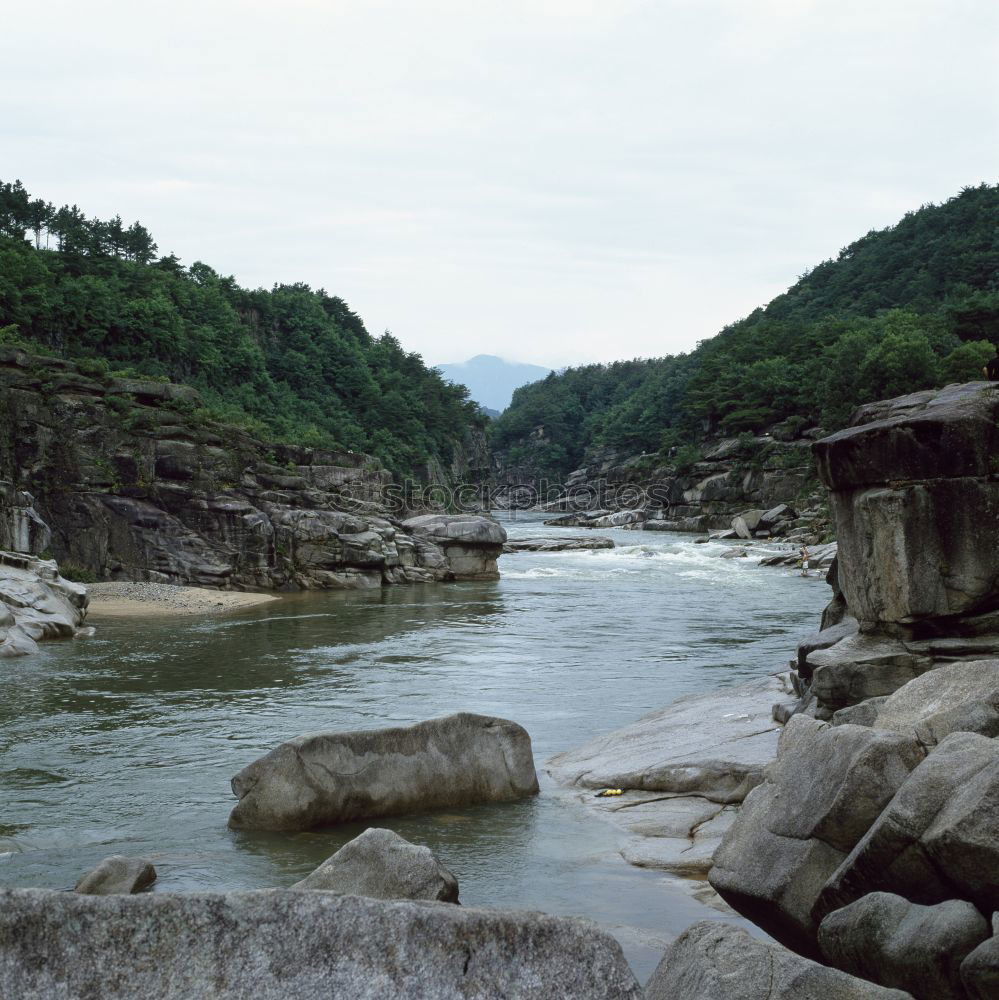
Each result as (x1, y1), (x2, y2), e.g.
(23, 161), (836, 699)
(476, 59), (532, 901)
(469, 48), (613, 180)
(85, 581), (280, 618)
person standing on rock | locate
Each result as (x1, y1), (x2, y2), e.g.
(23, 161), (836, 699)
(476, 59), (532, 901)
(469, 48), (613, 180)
(799, 546), (810, 577)
(983, 350), (999, 382)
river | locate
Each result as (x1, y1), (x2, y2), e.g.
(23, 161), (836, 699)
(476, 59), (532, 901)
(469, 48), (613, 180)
(0, 515), (827, 981)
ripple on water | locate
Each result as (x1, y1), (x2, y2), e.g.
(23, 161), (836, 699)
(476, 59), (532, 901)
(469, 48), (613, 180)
(0, 518), (825, 981)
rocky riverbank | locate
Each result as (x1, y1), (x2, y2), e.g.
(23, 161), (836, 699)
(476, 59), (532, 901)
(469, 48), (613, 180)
(0, 348), (504, 591)
(549, 381), (999, 998)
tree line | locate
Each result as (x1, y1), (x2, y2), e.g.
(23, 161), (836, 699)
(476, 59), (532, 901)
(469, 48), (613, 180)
(0, 180), (157, 262)
(492, 184), (999, 481)
(0, 179), (484, 476)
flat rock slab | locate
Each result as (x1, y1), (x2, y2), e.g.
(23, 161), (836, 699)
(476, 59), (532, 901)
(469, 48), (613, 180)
(645, 920), (913, 1000)
(502, 536), (615, 552)
(0, 889), (643, 1000)
(230, 712), (540, 831)
(547, 674), (796, 803)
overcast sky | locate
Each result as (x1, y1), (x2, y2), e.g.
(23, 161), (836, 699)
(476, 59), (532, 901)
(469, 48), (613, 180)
(4, 0), (997, 368)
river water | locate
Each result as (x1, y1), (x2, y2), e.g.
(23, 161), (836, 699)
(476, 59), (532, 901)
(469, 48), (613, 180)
(0, 515), (826, 981)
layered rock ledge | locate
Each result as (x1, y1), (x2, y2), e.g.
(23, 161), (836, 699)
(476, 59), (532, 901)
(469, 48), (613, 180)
(0, 550), (88, 657)
(0, 348), (505, 591)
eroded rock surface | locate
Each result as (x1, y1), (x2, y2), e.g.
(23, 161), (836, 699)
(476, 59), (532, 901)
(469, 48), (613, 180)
(708, 716), (924, 955)
(0, 888), (643, 999)
(818, 892), (988, 1000)
(813, 382), (999, 634)
(0, 551), (88, 657)
(645, 920), (912, 1000)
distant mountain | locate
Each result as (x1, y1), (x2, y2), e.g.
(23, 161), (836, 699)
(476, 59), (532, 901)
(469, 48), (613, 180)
(436, 355), (551, 412)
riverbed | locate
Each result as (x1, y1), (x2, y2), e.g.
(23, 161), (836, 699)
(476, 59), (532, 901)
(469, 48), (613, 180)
(0, 515), (826, 980)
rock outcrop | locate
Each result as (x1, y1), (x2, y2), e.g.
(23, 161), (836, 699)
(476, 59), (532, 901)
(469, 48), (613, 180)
(74, 856), (157, 895)
(291, 828), (459, 903)
(229, 712), (540, 831)
(402, 514), (506, 580)
(695, 382), (999, 994)
(0, 348), (505, 590)
(812, 382), (999, 636)
(708, 715), (924, 955)
(0, 550), (89, 657)
(645, 921), (913, 1000)
(0, 888), (643, 999)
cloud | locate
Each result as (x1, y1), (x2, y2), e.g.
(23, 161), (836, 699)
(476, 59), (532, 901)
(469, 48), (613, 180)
(2, 0), (996, 366)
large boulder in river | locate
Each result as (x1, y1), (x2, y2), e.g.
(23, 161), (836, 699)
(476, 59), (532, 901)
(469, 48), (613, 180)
(402, 514), (506, 580)
(0, 888), (643, 999)
(708, 715), (924, 955)
(74, 855), (157, 895)
(291, 827), (459, 902)
(645, 920), (912, 1000)
(816, 731), (999, 921)
(229, 712), (539, 831)
(813, 382), (999, 634)
(818, 892), (988, 1000)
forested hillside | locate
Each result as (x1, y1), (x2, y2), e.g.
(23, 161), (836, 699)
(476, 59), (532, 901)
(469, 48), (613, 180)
(0, 180), (484, 476)
(493, 184), (999, 480)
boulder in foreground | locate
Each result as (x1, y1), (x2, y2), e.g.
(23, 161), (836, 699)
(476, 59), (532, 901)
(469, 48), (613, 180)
(818, 892), (988, 1000)
(708, 715), (923, 955)
(0, 888), (642, 999)
(291, 827), (459, 902)
(229, 712), (539, 831)
(645, 920), (912, 1000)
(74, 855), (156, 895)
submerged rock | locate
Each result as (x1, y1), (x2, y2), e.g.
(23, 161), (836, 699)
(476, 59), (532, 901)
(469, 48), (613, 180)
(291, 828), (459, 903)
(0, 888), (643, 999)
(645, 920), (912, 1000)
(229, 712), (539, 831)
(74, 856), (157, 895)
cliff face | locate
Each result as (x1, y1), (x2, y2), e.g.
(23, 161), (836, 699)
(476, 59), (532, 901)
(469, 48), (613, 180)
(0, 349), (504, 590)
(814, 382), (999, 637)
